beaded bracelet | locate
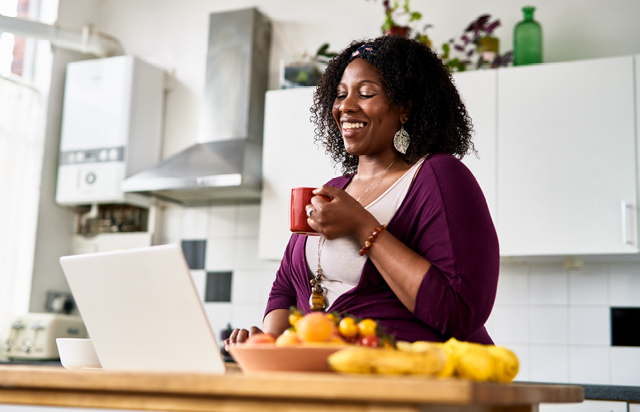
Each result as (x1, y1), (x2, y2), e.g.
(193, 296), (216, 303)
(359, 224), (387, 256)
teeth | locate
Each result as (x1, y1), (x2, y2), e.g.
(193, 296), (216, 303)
(343, 122), (364, 129)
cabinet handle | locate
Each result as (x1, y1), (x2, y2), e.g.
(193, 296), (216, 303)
(621, 200), (630, 245)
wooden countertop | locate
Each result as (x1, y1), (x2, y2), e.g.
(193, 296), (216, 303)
(0, 365), (583, 412)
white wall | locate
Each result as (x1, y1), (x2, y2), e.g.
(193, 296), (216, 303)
(29, 0), (104, 313)
(89, 0), (640, 162)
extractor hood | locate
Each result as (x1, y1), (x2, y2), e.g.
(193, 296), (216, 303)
(122, 8), (271, 205)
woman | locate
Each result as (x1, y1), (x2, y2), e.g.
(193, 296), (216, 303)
(225, 35), (499, 348)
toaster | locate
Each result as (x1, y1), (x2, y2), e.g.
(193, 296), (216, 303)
(3, 313), (87, 360)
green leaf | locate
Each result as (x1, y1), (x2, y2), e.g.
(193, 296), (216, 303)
(316, 43), (329, 56)
(410, 11), (422, 21)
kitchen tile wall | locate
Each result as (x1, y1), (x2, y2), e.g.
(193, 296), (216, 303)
(156, 203), (278, 346)
(158, 204), (640, 385)
(488, 261), (640, 385)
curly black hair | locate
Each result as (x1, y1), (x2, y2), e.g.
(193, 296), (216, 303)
(310, 35), (475, 176)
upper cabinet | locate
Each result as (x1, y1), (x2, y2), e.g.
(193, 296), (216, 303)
(497, 56), (637, 256)
(259, 56), (640, 261)
(453, 70), (498, 223)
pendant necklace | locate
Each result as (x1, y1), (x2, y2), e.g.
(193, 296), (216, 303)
(309, 155), (399, 312)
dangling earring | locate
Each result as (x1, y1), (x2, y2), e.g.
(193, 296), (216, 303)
(394, 122), (410, 154)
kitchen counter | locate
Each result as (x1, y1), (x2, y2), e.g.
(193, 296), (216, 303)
(520, 382), (640, 403)
(0, 365), (582, 412)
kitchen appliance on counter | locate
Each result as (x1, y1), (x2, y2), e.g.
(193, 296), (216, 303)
(56, 55), (164, 207)
(3, 314), (87, 360)
(122, 8), (272, 205)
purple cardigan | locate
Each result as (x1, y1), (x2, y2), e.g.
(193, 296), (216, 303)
(265, 153), (499, 344)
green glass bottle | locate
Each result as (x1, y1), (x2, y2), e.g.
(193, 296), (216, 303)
(513, 6), (542, 66)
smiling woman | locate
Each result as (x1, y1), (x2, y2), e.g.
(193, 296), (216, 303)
(225, 36), (499, 349)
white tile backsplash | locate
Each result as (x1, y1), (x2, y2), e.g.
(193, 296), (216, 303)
(569, 346), (610, 384)
(205, 238), (236, 271)
(236, 204), (261, 237)
(208, 205), (237, 239)
(609, 262), (640, 306)
(610, 346), (640, 385)
(495, 264), (529, 305)
(190, 270), (206, 302)
(204, 302), (232, 340)
(181, 207), (210, 239)
(487, 306), (529, 345)
(568, 265), (608, 305)
(531, 307), (569, 345)
(231, 269), (263, 304)
(531, 345), (569, 383)
(569, 307), (610, 346)
(531, 264), (568, 305)
(234, 238), (261, 270)
(231, 303), (266, 331)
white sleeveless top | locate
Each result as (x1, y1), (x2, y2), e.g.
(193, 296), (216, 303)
(305, 158), (425, 310)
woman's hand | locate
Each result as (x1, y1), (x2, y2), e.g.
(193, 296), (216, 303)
(305, 185), (379, 241)
(223, 326), (263, 351)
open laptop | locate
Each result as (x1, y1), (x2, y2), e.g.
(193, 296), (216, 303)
(59, 244), (226, 373)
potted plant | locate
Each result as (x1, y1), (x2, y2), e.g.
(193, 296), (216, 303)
(280, 43), (337, 89)
(381, 0), (422, 37)
(440, 14), (513, 72)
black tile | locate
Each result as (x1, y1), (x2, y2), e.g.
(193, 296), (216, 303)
(205, 271), (233, 302)
(611, 307), (640, 347)
(181, 240), (206, 269)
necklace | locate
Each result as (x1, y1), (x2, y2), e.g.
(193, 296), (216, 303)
(348, 155), (399, 204)
(309, 155), (399, 312)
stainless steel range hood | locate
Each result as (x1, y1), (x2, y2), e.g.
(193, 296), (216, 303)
(122, 8), (271, 205)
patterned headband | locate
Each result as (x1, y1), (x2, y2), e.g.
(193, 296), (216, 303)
(349, 44), (377, 61)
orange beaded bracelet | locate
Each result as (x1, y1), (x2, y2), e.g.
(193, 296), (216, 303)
(359, 224), (387, 256)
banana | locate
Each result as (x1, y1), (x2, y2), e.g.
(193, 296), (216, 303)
(328, 344), (446, 376)
(487, 346), (519, 383)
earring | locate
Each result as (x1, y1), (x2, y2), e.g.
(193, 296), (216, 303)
(394, 123), (410, 154)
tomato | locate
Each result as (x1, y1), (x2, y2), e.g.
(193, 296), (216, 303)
(338, 317), (358, 339)
(357, 319), (377, 337)
(289, 311), (303, 328)
(357, 335), (380, 348)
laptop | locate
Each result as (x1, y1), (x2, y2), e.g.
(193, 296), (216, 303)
(59, 244), (226, 373)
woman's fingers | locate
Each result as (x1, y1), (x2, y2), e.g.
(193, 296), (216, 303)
(224, 327), (264, 351)
(249, 326), (264, 336)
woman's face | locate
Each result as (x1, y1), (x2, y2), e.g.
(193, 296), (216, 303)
(332, 58), (405, 157)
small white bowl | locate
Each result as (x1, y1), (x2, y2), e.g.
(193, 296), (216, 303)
(56, 338), (102, 370)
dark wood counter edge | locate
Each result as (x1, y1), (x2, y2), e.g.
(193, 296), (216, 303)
(0, 366), (583, 406)
(518, 382), (640, 403)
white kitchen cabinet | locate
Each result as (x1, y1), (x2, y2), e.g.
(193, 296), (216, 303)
(453, 70), (498, 223)
(258, 88), (337, 260)
(497, 56), (637, 256)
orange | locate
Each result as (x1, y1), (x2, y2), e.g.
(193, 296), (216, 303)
(295, 313), (334, 342)
(275, 331), (301, 347)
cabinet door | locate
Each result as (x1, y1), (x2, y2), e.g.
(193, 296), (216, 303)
(259, 88), (337, 260)
(498, 56), (637, 256)
(454, 70), (498, 224)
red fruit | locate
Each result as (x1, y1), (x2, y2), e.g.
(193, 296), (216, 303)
(357, 335), (380, 348)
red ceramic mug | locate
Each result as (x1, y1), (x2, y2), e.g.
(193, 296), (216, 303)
(290, 187), (329, 236)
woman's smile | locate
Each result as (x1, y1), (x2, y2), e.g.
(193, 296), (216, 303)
(332, 58), (404, 156)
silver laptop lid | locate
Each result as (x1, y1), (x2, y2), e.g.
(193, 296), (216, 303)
(59, 244), (225, 373)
